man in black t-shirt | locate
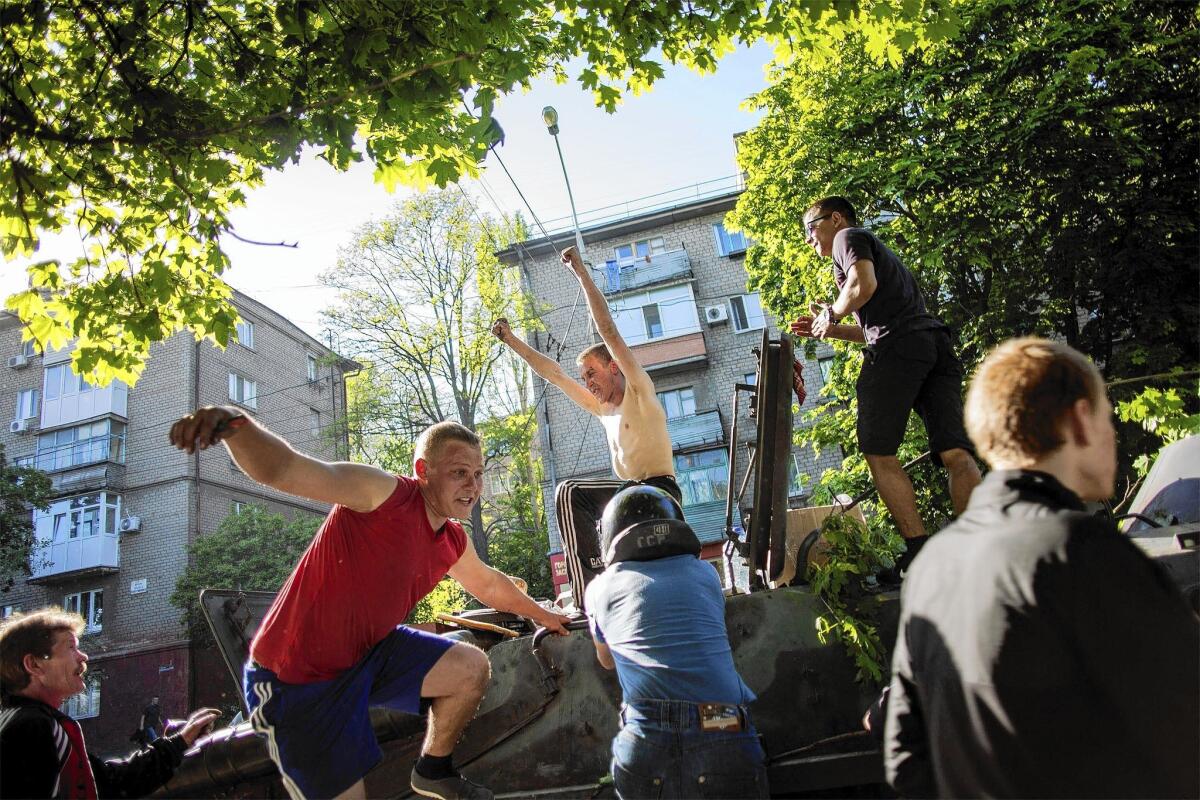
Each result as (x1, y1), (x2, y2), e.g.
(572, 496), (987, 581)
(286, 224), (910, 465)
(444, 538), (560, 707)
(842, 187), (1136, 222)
(791, 197), (980, 573)
(141, 696), (162, 742)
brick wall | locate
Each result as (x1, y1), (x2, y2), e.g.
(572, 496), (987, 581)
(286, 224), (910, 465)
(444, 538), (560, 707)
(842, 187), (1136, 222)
(0, 292), (352, 749)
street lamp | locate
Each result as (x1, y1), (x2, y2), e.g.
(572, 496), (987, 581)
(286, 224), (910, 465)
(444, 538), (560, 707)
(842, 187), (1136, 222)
(542, 105), (585, 256)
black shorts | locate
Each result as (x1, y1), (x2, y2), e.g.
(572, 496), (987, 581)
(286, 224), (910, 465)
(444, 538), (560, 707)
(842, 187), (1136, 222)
(856, 328), (974, 464)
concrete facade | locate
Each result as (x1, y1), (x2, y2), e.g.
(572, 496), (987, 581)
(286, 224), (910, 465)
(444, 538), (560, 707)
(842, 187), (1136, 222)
(497, 190), (843, 600)
(0, 291), (355, 755)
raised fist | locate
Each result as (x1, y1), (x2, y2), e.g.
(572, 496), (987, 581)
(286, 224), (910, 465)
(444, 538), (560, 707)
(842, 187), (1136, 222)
(491, 318), (511, 342)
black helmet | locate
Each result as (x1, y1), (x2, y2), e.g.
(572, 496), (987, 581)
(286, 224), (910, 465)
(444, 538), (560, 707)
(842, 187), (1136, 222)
(600, 485), (701, 566)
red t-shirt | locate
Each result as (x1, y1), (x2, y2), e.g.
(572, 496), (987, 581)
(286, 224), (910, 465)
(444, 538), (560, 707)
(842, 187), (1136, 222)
(250, 476), (467, 684)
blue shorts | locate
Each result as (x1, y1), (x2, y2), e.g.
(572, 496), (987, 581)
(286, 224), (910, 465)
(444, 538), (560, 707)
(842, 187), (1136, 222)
(244, 625), (455, 799)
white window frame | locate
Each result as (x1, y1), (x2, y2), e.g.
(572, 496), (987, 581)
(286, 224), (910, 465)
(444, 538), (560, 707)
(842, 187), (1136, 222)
(713, 222), (749, 257)
(16, 388), (39, 420)
(614, 236), (667, 267)
(35, 420), (125, 471)
(235, 319), (255, 349)
(64, 589), (103, 633)
(641, 304), (663, 339)
(232, 500), (247, 515)
(610, 284), (701, 346)
(743, 372), (757, 386)
(306, 353), (318, 382)
(729, 293), (767, 333)
(62, 675), (101, 719)
(1, 604), (19, 619)
(228, 373), (257, 409)
(309, 408), (321, 437)
(657, 387), (697, 420)
(21, 339), (37, 359)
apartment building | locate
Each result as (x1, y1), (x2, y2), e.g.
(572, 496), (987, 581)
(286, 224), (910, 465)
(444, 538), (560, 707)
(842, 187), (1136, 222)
(496, 182), (841, 601)
(0, 291), (356, 754)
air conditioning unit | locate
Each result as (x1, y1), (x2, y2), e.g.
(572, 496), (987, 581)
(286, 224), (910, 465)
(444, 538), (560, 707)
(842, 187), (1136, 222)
(704, 305), (729, 325)
(119, 516), (142, 534)
(8, 419), (29, 434)
(7, 354), (27, 369)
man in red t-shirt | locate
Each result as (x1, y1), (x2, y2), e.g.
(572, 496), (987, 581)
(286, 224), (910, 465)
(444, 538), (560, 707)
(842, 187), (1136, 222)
(170, 409), (569, 800)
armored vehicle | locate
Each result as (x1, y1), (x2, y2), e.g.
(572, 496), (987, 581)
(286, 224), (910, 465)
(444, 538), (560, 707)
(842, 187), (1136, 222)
(153, 336), (1199, 799)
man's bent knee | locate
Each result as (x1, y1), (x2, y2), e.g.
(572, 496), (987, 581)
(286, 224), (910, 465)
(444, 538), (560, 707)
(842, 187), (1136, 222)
(938, 448), (974, 470)
(422, 642), (490, 699)
(864, 453), (901, 470)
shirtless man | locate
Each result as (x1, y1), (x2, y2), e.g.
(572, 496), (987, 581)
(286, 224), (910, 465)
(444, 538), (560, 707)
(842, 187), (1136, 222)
(492, 247), (677, 611)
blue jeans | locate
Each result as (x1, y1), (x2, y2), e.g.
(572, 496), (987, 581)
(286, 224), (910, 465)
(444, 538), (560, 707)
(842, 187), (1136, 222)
(612, 703), (769, 799)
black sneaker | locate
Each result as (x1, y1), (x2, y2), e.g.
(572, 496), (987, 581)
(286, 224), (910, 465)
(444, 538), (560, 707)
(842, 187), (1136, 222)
(409, 768), (494, 800)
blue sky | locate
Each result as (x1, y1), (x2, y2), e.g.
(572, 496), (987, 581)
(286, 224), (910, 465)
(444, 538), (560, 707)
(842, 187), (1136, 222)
(11, 43), (776, 338)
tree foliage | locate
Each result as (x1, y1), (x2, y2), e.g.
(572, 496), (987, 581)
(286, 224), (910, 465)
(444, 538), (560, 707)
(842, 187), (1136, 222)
(2, 0), (957, 385)
(479, 408), (553, 599)
(323, 189), (531, 559)
(170, 505), (319, 643)
(0, 444), (54, 592)
(731, 0), (1199, 524)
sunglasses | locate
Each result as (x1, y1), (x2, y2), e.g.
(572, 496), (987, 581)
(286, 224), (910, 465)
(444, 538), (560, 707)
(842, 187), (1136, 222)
(805, 213), (832, 234)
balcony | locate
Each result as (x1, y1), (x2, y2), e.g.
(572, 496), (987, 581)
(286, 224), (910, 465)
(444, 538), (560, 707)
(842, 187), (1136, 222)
(667, 409), (725, 452)
(17, 434), (126, 494)
(631, 331), (708, 375)
(28, 492), (122, 584)
(593, 249), (692, 295)
(29, 534), (119, 583)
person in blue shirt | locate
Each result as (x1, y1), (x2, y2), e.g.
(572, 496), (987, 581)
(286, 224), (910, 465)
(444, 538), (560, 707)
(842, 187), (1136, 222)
(585, 486), (768, 799)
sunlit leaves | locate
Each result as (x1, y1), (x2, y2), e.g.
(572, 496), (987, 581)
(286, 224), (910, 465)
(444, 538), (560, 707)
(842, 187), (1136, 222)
(3, 0), (949, 382)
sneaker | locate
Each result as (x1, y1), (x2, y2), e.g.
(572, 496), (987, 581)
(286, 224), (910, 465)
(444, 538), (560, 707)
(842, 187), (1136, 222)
(409, 768), (494, 800)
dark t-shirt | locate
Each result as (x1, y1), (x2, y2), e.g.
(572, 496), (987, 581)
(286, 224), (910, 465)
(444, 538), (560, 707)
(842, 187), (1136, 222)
(142, 703), (161, 728)
(832, 228), (942, 347)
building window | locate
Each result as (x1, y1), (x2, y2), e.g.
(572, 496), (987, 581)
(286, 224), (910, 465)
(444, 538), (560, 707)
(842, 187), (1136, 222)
(1, 605), (19, 619)
(232, 500), (247, 515)
(657, 387), (696, 420)
(789, 453), (808, 497)
(63, 675), (100, 719)
(64, 589), (103, 633)
(641, 304), (663, 339)
(309, 408), (321, 437)
(818, 356), (834, 386)
(15, 388), (39, 420)
(743, 372), (757, 386)
(21, 339), (37, 359)
(713, 222), (748, 257)
(486, 471), (512, 498)
(610, 284), (701, 346)
(228, 373), (257, 409)
(306, 353), (318, 382)
(729, 293), (767, 333)
(46, 494), (121, 542)
(43, 364), (97, 402)
(673, 449), (729, 506)
(615, 237), (666, 267)
(34, 420), (125, 471)
(236, 319), (255, 349)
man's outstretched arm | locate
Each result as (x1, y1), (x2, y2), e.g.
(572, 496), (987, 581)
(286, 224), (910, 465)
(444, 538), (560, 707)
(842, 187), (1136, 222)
(560, 247), (646, 384)
(169, 406), (397, 513)
(447, 539), (570, 635)
(491, 318), (600, 414)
